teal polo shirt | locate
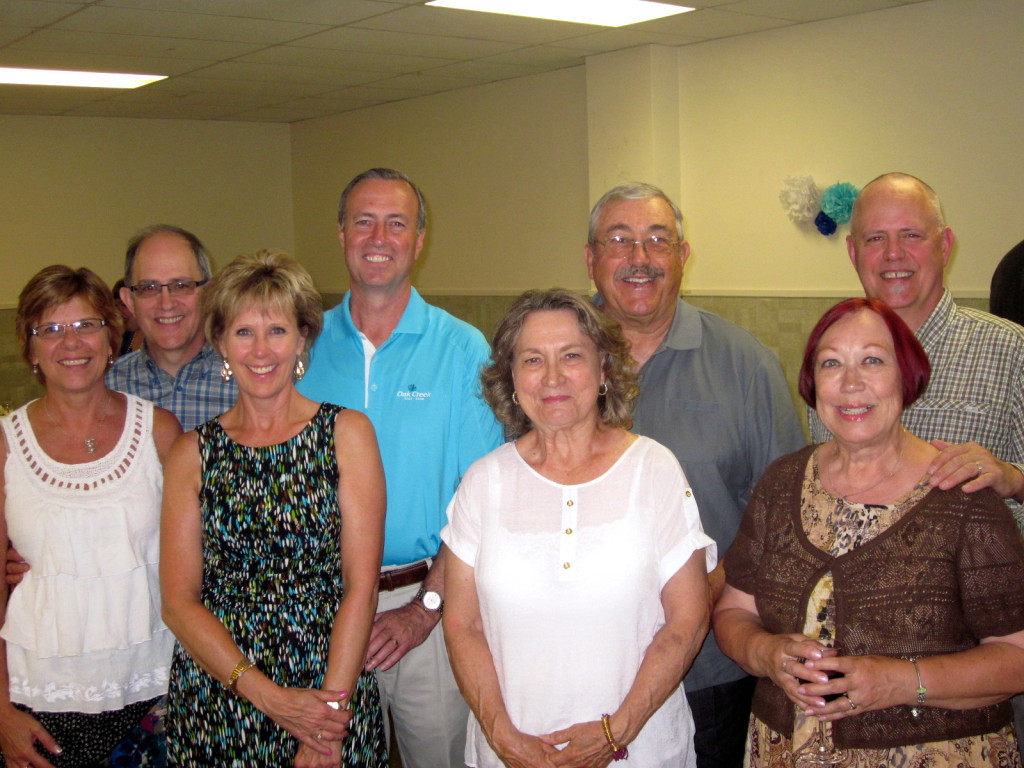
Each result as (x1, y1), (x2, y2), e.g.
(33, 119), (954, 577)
(299, 289), (502, 566)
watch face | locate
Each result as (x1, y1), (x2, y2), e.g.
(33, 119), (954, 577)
(422, 591), (442, 611)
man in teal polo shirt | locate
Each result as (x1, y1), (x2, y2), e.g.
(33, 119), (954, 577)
(299, 168), (502, 768)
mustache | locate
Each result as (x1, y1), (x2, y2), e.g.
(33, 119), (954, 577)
(614, 264), (665, 281)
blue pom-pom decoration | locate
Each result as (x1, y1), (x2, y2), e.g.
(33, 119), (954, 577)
(815, 211), (837, 236)
(820, 182), (859, 225)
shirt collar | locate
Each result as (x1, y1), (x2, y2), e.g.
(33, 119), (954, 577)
(591, 293), (698, 356)
(338, 287), (428, 338)
(913, 288), (954, 349)
(140, 340), (218, 375)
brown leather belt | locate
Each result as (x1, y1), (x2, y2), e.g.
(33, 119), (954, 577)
(378, 561), (429, 592)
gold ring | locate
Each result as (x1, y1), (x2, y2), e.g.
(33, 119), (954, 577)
(392, 638), (399, 646)
(844, 693), (857, 711)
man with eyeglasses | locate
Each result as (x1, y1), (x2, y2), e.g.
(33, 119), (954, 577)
(585, 183), (805, 768)
(106, 224), (237, 431)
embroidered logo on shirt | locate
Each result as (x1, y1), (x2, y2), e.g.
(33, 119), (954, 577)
(396, 384), (432, 400)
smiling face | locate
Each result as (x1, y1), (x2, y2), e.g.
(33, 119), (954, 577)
(813, 309), (905, 450)
(124, 231), (207, 367)
(585, 196), (689, 333)
(512, 309), (604, 435)
(218, 303), (306, 400)
(847, 176), (953, 332)
(339, 177), (425, 296)
(30, 294), (113, 394)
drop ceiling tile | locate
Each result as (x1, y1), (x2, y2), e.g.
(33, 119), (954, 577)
(0, 48), (212, 76)
(629, 6), (793, 36)
(239, 44), (455, 73)
(481, 44), (587, 68)
(352, 5), (603, 46)
(719, 0), (905, 22)
(1, 0), (83, 27)
(51, 4), (330, 44)
(192, 61), (384, 88)
(9, 28), (266, 60)
(292, 26), (519, 59)
(97, 0), (400, 27)
(550, 28), (704, 53)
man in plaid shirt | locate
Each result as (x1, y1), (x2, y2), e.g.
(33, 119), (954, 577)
(809, 172), (1024, 527)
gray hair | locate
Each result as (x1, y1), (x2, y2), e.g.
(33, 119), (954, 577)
(587, 182), (684, 243)
(123, 224), (212, 285)
(337, 167), (427, 233)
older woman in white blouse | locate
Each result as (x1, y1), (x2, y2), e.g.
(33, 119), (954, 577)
(442, 289), (715, 768)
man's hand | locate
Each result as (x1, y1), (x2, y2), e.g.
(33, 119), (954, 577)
(929, 440), (1024, 501)
(6, 545), (28, 588)
(363, 603), (439, 671)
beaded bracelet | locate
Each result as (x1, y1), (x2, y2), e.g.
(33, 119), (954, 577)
(227, 657), (257, 692)
(908, 657), (927, 718)
(600, 714), (628, 761)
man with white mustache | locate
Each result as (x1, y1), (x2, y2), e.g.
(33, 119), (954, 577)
(811, 172), (1024, 522)
(584, 182), (805, 768)
(107, 224), (237, 431)
(298, 168), (502, 768)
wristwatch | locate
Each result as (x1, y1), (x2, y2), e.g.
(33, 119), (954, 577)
(413, 587), (444, 615)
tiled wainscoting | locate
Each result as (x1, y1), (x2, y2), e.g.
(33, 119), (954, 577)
(1, 295), (988, 431)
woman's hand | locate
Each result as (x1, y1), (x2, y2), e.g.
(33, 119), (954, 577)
(0, 704), (61, 768)
(802, 654), (913, 721)
(491, 721), (561, 768)
(540, 720), (613, 768)
(755, 632), (837, 711)
(253, 685), (351, 757)
(295, 737), (343, 768)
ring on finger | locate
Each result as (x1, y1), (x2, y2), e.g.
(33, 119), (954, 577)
(976, 462), (984, 476)
(843, 693), (857, 711)
(316, 728), (323, 740)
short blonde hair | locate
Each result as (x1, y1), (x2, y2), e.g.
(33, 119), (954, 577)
(202, 250), (323, 354)
(16, 265), (120, 383)
(483, 289), (638, 438)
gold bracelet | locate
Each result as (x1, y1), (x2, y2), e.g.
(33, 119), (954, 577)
(226, 657), (256, 691)
(600, 714), (629, 761)
(908, 657), (927, 718)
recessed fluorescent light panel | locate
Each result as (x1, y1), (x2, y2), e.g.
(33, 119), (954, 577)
(0, 67), (167, 89)
(426, 0), (693, 27)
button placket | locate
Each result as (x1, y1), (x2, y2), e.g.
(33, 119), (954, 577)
(559, 488), (578, 579)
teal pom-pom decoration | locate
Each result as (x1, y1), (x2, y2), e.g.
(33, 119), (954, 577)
(820, 182), (859, 225)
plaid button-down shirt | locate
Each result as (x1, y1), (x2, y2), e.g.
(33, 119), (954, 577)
(811, 289), (1024, 528)
(106, 342), (237, 431)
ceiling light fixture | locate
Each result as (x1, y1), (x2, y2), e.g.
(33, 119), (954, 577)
(0, 67), (167, 89)
(426, 0), (693, 27)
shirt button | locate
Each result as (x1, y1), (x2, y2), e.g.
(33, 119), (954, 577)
(565, 528), (573, 535)
(563, 562), (571, 570)
(371, 384), (378, 391)
(685, 490), (692, 498)
(566, 500), (574, 507)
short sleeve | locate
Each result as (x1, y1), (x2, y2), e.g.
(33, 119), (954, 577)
(957, 491), (1024, 640)
(723, 464), (774, 595)
(648, 441), (717, 586)
(440, 456), (489, 568)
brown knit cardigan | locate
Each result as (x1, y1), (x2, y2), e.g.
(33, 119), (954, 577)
(724, 445), (1024, 749)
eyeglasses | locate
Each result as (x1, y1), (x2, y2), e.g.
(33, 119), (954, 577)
(595, 235), (679, 258)
(31, 318), (107, 341)
(128, 279), (208, 299)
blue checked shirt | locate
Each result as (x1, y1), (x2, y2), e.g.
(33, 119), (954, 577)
(810, 289), (1024, 528)
(106, 342), (237, 431)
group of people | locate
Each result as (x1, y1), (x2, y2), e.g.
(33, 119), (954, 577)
(0, 169), (1022, 768)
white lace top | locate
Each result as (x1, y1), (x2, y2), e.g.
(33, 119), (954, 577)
(0, 394), (173, 713)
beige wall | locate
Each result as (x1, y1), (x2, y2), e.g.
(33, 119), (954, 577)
(0, 116), (293, 307)
(673, 0), (1024, 297)
(290, 66), (590, 296)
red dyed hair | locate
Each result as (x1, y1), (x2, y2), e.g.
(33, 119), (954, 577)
(798, 297), (930, 409)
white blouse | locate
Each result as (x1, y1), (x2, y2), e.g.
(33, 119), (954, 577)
(442, 436), (716, 768)
(0, 394), (173, 713)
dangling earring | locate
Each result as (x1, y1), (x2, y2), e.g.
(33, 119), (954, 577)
(32, 363), (40, 377)
(107, 354), (115, 367)
(598, 382), (608, 396)
(294, 359), (306, 381)
(512, 391), (519, 406)
(220, 359), (234, 382)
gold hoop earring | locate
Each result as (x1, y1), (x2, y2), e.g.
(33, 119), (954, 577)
(220, 359), (234, 382)
(512, 391), (519, 406)
(294, 359), (306, 381)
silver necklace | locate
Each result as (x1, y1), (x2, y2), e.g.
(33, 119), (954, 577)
(825, 431), (906, 501)
(43, 395), (111, 454)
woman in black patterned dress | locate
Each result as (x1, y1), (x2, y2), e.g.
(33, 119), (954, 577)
(161, 250), (388, 767)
